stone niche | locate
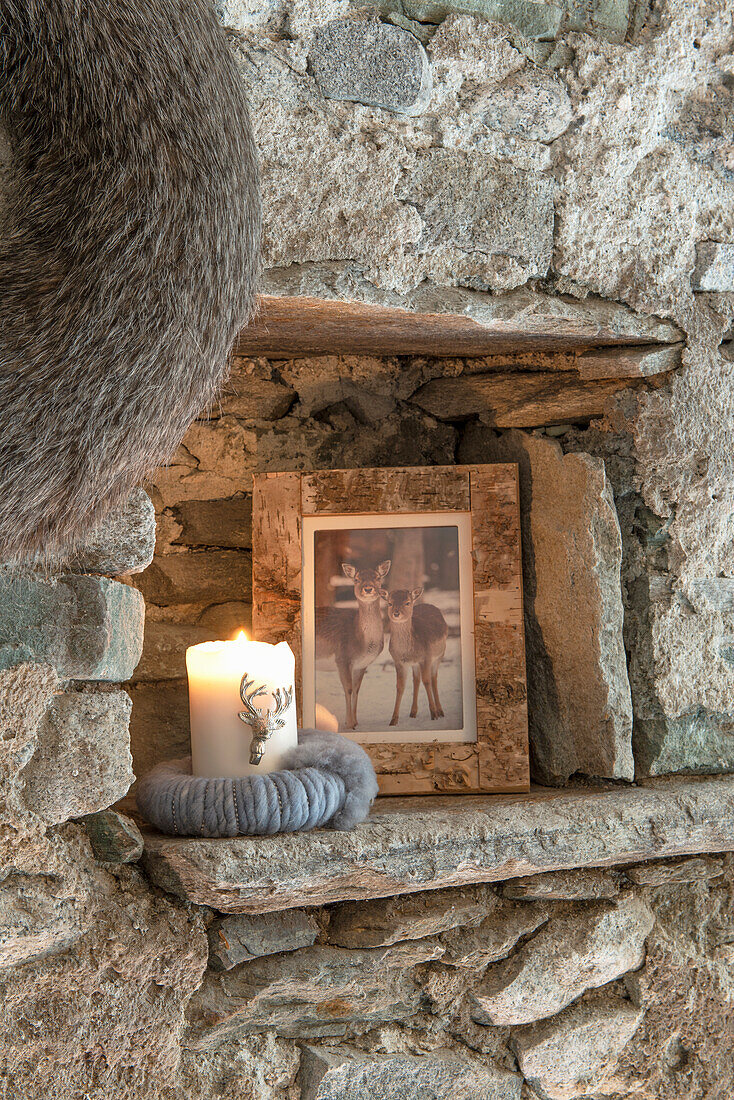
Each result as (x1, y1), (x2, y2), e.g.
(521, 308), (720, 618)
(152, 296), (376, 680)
(129, 288), (692, 792)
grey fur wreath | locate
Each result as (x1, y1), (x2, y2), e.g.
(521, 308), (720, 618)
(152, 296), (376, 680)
(0, 0), (260, 562)
(136, 729), (379, 837)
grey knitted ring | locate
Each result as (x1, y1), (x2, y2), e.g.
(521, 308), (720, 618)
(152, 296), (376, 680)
(136, 728), (378, 837)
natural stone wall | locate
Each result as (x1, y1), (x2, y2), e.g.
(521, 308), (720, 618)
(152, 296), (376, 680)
(1, 0), (734, 1095)
(180, 859), (734, 1100)
(0, 499), (214, 1100)
(118, 0), (734, 785)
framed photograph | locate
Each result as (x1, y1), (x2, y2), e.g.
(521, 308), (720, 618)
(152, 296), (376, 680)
(252, 466), (528, 795)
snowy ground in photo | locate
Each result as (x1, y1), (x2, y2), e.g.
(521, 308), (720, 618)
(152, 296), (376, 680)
(315, 634), (465, 742)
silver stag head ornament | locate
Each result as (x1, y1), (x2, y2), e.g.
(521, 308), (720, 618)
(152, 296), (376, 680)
(238, 675), (294, 766)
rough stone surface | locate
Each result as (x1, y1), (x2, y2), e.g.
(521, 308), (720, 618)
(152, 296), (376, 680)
(131, 621), (223, 683)
(141, 777), (734, 912)
(249, 283), (682, 349)
(688, 576), (734, 612)
(172, 494), (253, 549)
(80, 810), (145, 864)
(386, 0), (637, 43)
(21, 689), (134, 824)
(210, 0), (734, 804)
(147, 401), (454, 510)
(692, 241), (734, 291)
(186, 939), (444, 1046)
(218, 0), (725, 313)
(177, 1034), (300, 1100)
(392, 0), (562, 39)
(0, 854), (209, 1100)
(131, 550), (252, 606)
(127, 680), (191, 793)
(3, 0), (734, 1093)
(511, 993), (644, 1099)
(633, 709), (734, 778)
(220, 359), (296, 420)
(208, 910), (320, 969)
(0, 574), (144, 681)
(615, 871), (734, 1099)
(471, 894), (654, 1026)
(197, 600), (253, 635)
(501, 869), (620, 902)
(576, 343), (682, 380)
(0, 873), (84, 969)
(440, 899), (549, 968)
(42, 489), (156, 577)
(399, 152), (554, 288)
(0, 661), (59, 874)
(624, 855), (725, 886)
(310, 18), (431, 115)
(460, 427), (633, 784)
(666, 73), (734, 180)
(299, 1044), (522, 1100)
(325, 887), (487, 948)
(480, 70), (572, 142)
(0, 656), (211, 1099)
(414, 369), (634, 428)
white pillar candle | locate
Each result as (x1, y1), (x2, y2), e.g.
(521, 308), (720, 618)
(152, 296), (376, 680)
(186, 633), (298, 778)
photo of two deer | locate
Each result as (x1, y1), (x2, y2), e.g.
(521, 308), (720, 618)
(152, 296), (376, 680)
(313, 524), (465, 738)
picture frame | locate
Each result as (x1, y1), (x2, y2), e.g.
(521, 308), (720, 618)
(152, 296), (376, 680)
(252, 465), (529, 796)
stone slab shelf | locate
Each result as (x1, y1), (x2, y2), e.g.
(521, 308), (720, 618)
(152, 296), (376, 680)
(141, 775), (734, 914)
(236, 292), (682, 358)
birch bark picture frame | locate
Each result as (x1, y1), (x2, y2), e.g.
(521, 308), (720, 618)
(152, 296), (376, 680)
(252, 465), (529, 795)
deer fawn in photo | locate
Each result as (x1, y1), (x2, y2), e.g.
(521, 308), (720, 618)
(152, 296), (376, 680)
(381, 588), (448, 726)
(315, 560), (391, 730)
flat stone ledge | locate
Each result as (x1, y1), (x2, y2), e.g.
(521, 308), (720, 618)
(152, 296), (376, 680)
(141, 775), (734, 914)
(236, 289), (683, 358)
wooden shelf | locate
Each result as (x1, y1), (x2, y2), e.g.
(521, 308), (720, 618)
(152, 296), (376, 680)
(141, 775), (734, 914)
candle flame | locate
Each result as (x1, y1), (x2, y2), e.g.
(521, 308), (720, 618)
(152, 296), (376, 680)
(232, 630), (249, 643)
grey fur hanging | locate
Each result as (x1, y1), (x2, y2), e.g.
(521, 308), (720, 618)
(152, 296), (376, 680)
(0, 0), (260, 561)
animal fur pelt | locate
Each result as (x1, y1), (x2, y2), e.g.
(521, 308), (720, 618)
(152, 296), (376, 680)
(0, 0), (260, 561)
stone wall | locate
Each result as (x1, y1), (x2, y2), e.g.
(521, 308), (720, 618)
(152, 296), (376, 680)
(1, 529), (733, 1100)
(0, 499), (211, 1100)
(184, 857), (734, 1100)
(1, 0), (734, 1095)
(0, 465), (729, 1100)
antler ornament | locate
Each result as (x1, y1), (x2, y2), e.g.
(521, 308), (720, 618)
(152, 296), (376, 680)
(238, 674), (294, 766)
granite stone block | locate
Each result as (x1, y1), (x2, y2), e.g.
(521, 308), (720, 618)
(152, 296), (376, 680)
(22, 689), (134, 823)
(471, 894), (654, 1026)
(310, 17), (431, 115)
(299, 1044), (522, 1100)
(81, 809), (145, 863)
(0, 574), (144, 681)
(511, 993), (644, 1099)
(45, 490), (156, 576)
(692, 242), (734, 291)
(208, 910), (320, 970)
(0, 873), (83, 969)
